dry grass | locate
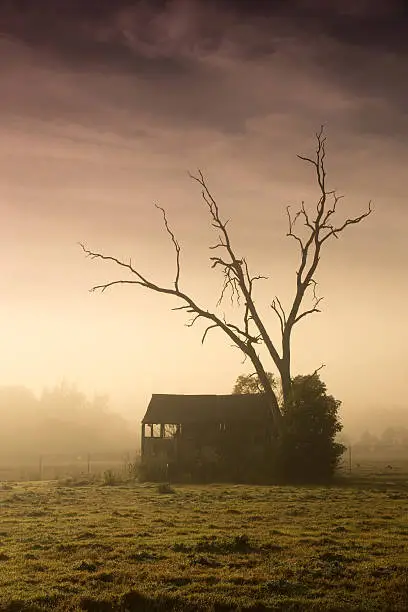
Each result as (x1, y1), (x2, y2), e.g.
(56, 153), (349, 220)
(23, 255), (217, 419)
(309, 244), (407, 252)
(0, 474), (407, 611)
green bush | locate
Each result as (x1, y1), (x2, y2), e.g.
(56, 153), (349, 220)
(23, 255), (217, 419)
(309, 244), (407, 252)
(276, 373), (346, 483)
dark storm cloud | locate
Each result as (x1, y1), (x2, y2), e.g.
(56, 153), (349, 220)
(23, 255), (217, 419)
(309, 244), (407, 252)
(293, 0), (408, 52)
(2, 0), (407, 65)
(1, 0), (407, 137)
(0, 1), (195, 75)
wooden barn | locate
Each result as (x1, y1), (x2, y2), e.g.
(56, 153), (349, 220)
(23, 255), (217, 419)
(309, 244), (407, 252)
(141, 394), (273, 482)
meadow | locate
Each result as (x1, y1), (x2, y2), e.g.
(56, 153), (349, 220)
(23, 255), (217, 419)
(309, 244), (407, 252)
(0, 469), (407, 611)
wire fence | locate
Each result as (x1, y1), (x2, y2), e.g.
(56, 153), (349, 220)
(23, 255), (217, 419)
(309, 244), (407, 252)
(0, 451), (140, 482)
(337, 445), (408, 479)
(1, 447), (407, 483)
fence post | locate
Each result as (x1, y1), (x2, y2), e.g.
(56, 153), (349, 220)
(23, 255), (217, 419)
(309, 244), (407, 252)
(348, 445), (352, 474)
(87, 453), (91, 474)
(38, 455), (43, 481)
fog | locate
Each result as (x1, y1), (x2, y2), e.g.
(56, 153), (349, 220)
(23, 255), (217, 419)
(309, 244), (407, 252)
(0, 384), (138, 461)
(1, 381), (407, 467)
(1, 1), (408, 448)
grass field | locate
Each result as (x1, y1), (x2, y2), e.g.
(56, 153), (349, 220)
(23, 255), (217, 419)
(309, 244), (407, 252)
(0, 473), (407, 611)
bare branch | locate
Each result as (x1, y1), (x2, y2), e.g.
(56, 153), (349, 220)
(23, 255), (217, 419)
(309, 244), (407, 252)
(311, 363), (326, 377)
(89, 280), (143, 293)
(209, 233), (228, 250)
(79, 242), (149, 285)
(201, 324), (218, 344)
(286, 206), (304, 251)
(320, 191), (343, 227)
(275, 296), (287, 325)
(185, 313), (202, 328)
(251, 274), (268, 284)
(285, 128), (372, 334)
(300, 202), (314, 231)
(80, 242), (253, 361)
(320, 200), (372, 243)
(217, 274), (241, 307)
(154, 204), (181, 290)
(277, 126), (373, 405)
(297, 154), (318, 168)
(309, 278), (318, 299)
(189, 170), (283, 368)
(210, 256), (233, 269)
(271, 297), (286, 336)
(80, 234), (271, 413)
(293, 301), (323, 325)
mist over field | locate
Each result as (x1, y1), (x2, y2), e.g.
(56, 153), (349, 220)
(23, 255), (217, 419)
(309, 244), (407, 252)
(0, 384), (138, 460)
(1, 381), (407, 464)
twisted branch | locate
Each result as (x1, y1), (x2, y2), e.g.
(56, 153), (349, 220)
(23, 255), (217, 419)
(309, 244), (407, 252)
(189, 170), (282, 368)
(155, 204), (181, 290)
(284, 126), (372, 333)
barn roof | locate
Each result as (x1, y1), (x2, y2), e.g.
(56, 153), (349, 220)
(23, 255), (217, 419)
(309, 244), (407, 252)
(142, 393), (271, 424)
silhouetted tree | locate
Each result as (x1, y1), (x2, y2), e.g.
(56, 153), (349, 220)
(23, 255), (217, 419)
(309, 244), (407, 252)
(81, 128), (371, 437)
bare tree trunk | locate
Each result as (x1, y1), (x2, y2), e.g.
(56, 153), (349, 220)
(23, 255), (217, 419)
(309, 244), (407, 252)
(250, 352), (282, 435)
(279, 355), (292, 410)
(234, 340), (283, 433)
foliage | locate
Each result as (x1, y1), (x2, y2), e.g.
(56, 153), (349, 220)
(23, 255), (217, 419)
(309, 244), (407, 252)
(277, 374), (346, 483)
(232, 372), (277, 395)
(233, 372), (345, 483)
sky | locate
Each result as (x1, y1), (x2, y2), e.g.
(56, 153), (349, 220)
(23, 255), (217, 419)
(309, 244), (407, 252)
(1, 0), (408, 429)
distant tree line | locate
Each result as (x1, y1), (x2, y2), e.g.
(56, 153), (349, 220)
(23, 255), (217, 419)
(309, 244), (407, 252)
(0, 383), (136, 459)
(353, 427), (408, 454)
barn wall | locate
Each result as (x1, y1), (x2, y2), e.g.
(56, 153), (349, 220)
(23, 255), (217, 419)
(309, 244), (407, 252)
(141, 419), (272, 482)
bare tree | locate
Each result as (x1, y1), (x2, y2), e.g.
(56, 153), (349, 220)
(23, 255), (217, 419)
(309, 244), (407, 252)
(80, 128), (371, 436)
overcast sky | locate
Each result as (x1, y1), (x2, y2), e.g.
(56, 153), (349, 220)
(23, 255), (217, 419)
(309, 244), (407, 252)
(1, 0), (407, 426)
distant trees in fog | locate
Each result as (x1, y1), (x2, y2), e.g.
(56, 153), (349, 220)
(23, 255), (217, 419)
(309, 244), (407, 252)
(0, 383), (136, 458)
(354, 427), (408, 454)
